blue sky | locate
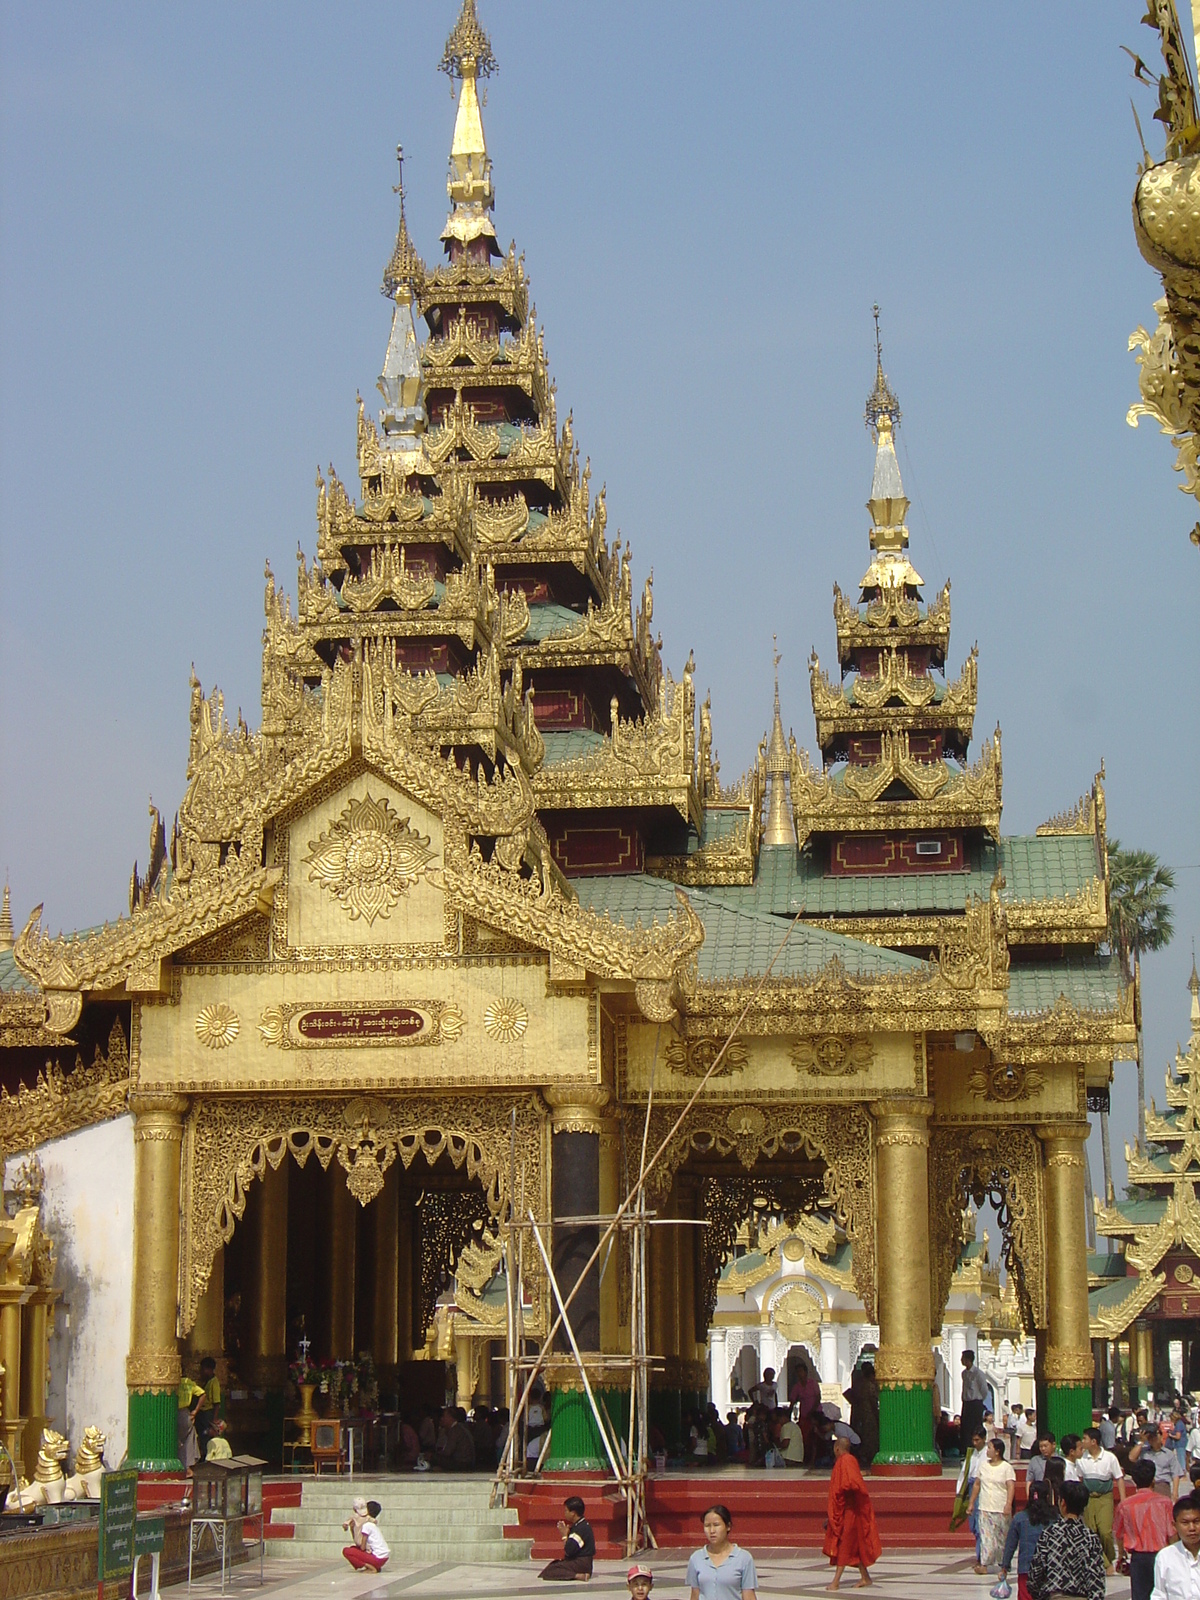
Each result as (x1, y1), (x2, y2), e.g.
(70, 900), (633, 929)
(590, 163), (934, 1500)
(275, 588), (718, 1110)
(1, 3), (1197, 1203)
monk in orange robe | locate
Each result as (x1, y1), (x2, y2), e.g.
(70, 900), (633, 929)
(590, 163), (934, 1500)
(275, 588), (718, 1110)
(822, 1424), (882, 1590)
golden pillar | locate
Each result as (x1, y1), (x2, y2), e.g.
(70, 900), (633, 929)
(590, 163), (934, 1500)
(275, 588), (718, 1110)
(647, 1182), (683, 1445)
(0, 1291), (28, 1476)
(126, 1092), (188, 1468)
(475, 1340), (493, 1405)
(244, 1161), (289, 1387)
(372, 1165), (400, 1379)
(186, 1247), (225, 1369)
(1037, 1123), (1094, 1436)
(328, 1168), (356, 1360)
(675, 1177), (704, 1393)
(19, 1288), (57, 1479)
(871, 1099), (938, 1466)
(1133, 1322), (1154, 1400)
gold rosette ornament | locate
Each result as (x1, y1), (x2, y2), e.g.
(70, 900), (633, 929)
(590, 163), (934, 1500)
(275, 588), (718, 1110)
(305, 793), (434, 924)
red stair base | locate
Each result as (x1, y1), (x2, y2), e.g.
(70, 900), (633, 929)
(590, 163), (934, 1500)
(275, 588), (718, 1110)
(506, 1471), (976, 1554)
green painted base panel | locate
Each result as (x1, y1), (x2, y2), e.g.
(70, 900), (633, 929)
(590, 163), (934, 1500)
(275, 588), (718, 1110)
(542, 1388), (605, 1472)
(125, 1388), (183, 1472)
(1045, 1382), (1093, 1441)
(877, 1382), (938, 1464)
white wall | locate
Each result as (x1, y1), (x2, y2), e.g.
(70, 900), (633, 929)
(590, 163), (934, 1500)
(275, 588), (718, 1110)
(7, 1115), (134, 1465)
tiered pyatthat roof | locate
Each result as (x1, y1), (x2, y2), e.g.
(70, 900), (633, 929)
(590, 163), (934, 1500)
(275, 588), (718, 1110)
(166, 0), (698, 893)
(1090, 963), (1200, 1338)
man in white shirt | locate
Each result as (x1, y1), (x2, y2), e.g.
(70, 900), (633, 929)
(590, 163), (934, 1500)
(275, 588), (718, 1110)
(1150, 1493), (1200, 1600)
(1061, 1433), (1085, 1483)
(1080, 1425), (1127, 1571)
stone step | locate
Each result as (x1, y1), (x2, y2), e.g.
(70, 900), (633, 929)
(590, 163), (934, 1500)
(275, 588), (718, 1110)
(274, 1537), (533, 1564)
(272, 1510), (515, 1538)
(274, 1511), (518, 1529)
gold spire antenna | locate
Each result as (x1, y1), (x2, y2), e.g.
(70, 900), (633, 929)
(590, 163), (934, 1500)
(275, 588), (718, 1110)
(0, 883), (12, 952)
(864, 303), (901, 440)
(763, 637), (797, 847)
(382, 145), (427, 298)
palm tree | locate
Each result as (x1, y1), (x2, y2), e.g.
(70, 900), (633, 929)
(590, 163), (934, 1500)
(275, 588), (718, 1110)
(1106, 840), (1176, 1154)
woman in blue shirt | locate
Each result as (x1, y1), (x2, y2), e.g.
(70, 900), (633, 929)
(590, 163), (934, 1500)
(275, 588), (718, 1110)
(686, 1505), (758, 1600)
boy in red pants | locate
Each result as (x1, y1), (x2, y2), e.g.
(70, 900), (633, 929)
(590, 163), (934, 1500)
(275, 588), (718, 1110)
(343, 1500), (390, 1572)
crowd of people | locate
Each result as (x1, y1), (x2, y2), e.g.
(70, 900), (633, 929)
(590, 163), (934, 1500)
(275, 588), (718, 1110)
(952, 1390), (1200, 1600)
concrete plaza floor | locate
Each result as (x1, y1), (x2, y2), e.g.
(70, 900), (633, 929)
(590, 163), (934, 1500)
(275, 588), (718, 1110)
(181, 1550), (1135, 1599)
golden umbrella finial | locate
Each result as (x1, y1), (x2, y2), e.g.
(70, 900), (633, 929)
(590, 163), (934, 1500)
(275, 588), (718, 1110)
(439, 0), (497, 81)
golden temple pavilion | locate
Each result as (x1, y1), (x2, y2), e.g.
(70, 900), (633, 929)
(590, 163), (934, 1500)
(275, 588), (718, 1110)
(0, 0), (1135, 1475)
(1091, 964), (1200, 1398)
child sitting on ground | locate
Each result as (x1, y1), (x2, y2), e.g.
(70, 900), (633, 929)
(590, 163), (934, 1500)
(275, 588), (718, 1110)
(538, 1496), (595, 1581)
(342, 1500), (389, 1572)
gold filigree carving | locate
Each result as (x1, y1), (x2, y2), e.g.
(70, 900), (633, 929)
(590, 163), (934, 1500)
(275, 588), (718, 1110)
(305, 793), (435, 925)
(1042, 1345), (1095, 1383)
(664, 1034), (748, 1077)
(0, 1019), (130, 1160)
(194, 1004), (240, 1050)
(791, 1036), (872, 1077)
(966, 1062), (1044, 1102)
(482, 997), (528, 1041)
(874, 1343), (936, 1387)
(126, 1348), (182, 1393)
(929, 1125), (1046, 1335)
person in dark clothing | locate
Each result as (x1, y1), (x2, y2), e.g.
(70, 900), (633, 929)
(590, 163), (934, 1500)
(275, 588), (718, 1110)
(539, 1496), (595, 1581)
(1027, 1480), (1106, 1600)
(958, 1350), (988, 1454)
(433, 1406), (476, 1471)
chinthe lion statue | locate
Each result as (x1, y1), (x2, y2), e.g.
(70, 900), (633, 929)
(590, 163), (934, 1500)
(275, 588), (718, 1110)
(3, 1427), (69, 1511)
(62, 1427), (106, 1500)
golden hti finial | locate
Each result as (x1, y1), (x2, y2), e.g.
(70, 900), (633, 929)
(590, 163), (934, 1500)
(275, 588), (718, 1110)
(440, 0), (497, 82)
(1190, 948), (1199, 1028)
(0, 883), (12, 953)
(382, 145), (426, 299)
(441, 0), (496, 215)
(763, 637), (797, 847)
(863, 306), (911, 563)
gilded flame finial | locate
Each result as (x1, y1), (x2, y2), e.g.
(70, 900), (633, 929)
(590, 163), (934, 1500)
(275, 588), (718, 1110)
(1190, 950), (1199, 1027)
(763, 637), (796, 847)
(439, 0), (497, 82)
(0, 883), (12, 953)
(382, 145), (426, 298)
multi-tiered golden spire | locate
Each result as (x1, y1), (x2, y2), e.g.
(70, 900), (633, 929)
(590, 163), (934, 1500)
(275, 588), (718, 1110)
(378, 147), (427, 444)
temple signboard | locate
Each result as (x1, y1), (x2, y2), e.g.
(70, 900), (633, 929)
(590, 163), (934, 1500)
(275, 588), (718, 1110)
(259, 1001), (462, 1049)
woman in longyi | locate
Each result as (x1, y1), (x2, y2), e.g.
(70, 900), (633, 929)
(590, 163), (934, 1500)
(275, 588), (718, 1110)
(822, 1423), (882, 1590)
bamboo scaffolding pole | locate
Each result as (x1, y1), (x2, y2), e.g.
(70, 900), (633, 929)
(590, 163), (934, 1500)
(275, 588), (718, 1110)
(490, 908), (803, 1522)
(528, 1214), (627, 1487)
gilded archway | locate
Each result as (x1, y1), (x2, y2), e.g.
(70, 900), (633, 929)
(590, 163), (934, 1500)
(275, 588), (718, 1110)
(177, 1091), (546, 1335)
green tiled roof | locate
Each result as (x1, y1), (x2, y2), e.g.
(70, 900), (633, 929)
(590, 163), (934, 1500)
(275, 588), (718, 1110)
(541, 729), (606, 764)
(1088, 1252), (1127, 1280)
(1089, 1278), (1143, 1314)
(660, 832), (1101, 920)
(0, 951), (33, 994)
(570, 875), (927, 983)
(1105, 1197), (1168, 1226)
(522, 603), (583, 643)
(1007, 955), (1124, 1015)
